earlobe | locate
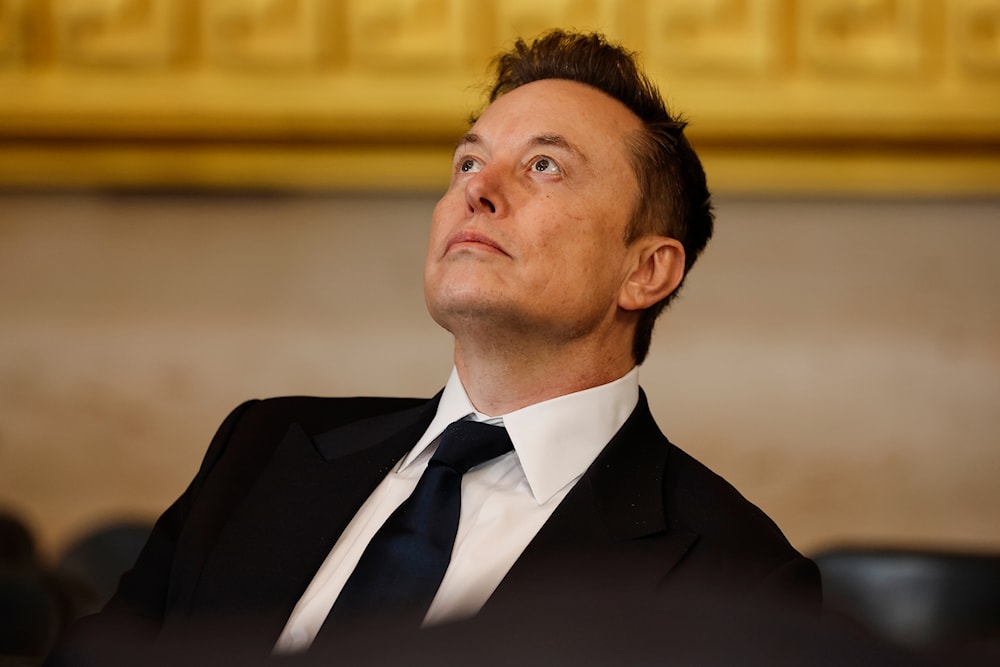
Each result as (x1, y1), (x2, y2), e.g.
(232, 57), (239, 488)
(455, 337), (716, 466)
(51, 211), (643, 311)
(618, 237), (686, 311)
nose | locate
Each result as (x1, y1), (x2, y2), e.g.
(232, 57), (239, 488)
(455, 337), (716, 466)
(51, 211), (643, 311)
(464, 166), (507, 217)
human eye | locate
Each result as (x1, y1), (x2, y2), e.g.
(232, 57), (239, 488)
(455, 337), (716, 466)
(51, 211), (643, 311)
(530, 156), (561, 175)
(457, 156), (483, 173)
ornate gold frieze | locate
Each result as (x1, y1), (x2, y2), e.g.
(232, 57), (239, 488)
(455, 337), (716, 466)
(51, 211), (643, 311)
(0, 0), (997, 193)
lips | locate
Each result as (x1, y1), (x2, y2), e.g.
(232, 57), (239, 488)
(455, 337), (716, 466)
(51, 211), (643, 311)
(446, 230), (509, 256)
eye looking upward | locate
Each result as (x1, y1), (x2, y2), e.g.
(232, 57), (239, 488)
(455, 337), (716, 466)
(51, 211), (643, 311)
(531, 157), (560, 174)
(459, 157), (482, 173)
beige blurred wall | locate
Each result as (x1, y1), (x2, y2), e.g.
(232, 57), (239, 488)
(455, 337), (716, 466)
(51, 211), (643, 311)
(1, 191), (998, 559)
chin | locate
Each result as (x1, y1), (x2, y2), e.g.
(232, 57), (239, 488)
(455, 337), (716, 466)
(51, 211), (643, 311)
(427, 290), (520, 333)
(429, 293), (497, 321)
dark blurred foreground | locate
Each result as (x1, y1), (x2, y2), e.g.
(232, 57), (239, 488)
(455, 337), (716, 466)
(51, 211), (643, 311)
(3, 509), (999, 666)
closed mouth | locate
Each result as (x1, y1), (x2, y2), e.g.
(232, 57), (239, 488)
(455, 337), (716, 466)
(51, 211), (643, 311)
(446, 230), (509, 256)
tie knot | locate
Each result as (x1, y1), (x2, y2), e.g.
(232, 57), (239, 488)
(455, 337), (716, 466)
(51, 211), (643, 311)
(431, 419), (513, 474)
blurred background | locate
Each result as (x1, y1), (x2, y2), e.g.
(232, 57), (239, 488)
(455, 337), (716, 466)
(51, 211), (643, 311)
(1, 0), (999, 630)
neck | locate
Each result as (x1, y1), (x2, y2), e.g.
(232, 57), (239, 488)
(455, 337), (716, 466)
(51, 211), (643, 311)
(452, 334), (635, 416)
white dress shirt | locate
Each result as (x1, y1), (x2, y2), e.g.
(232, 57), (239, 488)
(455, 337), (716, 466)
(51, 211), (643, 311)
(274, 366), (640, 653)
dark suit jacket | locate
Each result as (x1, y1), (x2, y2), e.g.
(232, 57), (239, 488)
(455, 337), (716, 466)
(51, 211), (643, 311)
(55, 389), (821, 661)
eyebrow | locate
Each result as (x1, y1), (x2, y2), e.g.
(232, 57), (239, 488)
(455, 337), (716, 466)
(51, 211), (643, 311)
(456, 132), (590, 165)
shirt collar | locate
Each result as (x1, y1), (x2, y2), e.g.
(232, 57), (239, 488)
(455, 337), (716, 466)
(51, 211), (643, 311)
(403, 366), (640, 505)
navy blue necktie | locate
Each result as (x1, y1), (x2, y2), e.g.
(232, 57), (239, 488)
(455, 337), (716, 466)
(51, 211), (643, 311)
(329, 419), (514, 625)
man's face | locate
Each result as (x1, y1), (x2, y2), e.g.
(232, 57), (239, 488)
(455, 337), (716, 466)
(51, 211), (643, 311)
(424, 78), (644, 346)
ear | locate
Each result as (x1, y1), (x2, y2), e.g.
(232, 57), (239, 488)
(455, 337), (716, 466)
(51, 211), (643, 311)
(618, 236), (686, 312)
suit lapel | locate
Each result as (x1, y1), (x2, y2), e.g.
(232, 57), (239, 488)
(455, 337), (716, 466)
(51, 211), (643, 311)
(184, 396), (439, 638)
(485, 392), (698, 609)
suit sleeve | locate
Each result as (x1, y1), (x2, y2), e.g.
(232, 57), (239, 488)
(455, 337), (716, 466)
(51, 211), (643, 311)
(47, 400), (259, 660)
(760, 553), (823, 611)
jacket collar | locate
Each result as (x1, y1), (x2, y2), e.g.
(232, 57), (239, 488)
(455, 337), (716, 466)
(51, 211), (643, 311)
(312, 391), (442, 463)
(484, 391), (698, 609)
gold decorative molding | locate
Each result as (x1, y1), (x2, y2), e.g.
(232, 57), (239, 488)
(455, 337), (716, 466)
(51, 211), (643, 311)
(201, 0), (328, 69)
(798, 0), (927, 77)
(52, 0), (181, 68)
(952, 0), (1000, 76)
(0, 0), (998, 194)
(645, 0), (783, 75)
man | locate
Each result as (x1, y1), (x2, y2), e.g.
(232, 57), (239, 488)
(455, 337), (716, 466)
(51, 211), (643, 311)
(51, 30), (820, 663)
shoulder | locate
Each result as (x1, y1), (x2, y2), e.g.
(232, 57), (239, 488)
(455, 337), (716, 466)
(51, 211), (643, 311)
(662, 441), (821, 606)
(194, 395), (434, 479)
(664, 444), (792, 551)
(224, 395), (432, 437)
(625, 396), (794, 550)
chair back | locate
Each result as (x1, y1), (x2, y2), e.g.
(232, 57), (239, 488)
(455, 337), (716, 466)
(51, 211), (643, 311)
(815, 547), (1000, 651)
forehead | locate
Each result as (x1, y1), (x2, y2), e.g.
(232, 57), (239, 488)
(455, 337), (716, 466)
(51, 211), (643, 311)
(469, 79), (643, 158)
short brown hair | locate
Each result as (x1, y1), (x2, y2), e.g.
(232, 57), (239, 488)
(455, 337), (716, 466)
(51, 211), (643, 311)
(483, 30), (714, 364)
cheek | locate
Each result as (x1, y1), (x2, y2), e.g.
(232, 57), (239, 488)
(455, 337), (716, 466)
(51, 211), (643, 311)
(429, 198), (456, 246)
(434, 184), (470, 218)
